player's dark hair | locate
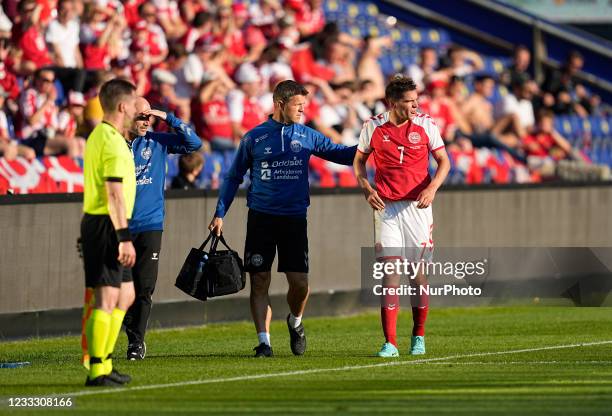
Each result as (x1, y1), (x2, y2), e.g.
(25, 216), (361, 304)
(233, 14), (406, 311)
(179, 152), (204, 174)
(273, 80), (309, 104)
(385, 76), (417, 102)
(99, 78), (136, 113)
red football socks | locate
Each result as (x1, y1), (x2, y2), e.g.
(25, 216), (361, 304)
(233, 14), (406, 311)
(411, 284), (429, 336)
(381, 290), (399, 346)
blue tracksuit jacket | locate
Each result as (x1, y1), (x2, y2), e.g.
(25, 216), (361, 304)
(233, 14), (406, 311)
(215, 116), (357, 218)
(129, 113), (202, 233)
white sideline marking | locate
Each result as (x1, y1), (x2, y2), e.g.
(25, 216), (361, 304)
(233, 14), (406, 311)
(19, 340), (612, 399)
(423, 360), (612, 365)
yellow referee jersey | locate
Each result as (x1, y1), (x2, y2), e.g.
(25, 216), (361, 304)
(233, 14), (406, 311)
(83, 121), (136, 219)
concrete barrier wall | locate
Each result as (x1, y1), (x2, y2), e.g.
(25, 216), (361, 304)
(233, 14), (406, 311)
(1, 184), (612, 315)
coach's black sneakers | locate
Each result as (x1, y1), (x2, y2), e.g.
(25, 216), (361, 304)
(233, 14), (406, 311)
(287, 314), (306, 356)
(253, 343), (273, 358)
(107, 368), (132, 384)
(85, 375), (122, 387)
(127, 342), (146, 360)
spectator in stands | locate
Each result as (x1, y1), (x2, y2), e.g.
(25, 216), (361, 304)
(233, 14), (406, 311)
(83, 71), (113, 133)
(257, 40), (294, 91)
(418, 78), (456, 142)
(80, 1), (124, 71)
(185, 35), (234, 95)
(171, 152), (204, 190)
(181, 11), (213, 53)
(46, 0), (86, 92)
(228, 63), (266, 142)
(57, 91), (86, 159)
(109, 57), (131, 80)
(194, 78), (234, 151)
(249, 0), (284, 39)
(277, 13), (300, 46)
(0, 86), (35, 161)
(211, 5), (244, 71)
(439, 45), (484, 80)
(301, 77), (343, 144)
(135, 3), (168, 66)
(543, 50), (588, 116)
(0, 35), (20, 107)
(408, 47), (440, 92)
(166, 44), (193, 101)
(233, 2), (267, 63)
(318, 81), (360, 145)
(0, 7), (12, 36)
(127, 34), (153, 96)
(357, 36), (392, 100)
(355, 79), (386, 123)
(18, 68), (70, 156)
(286, 0), (326, 39)
(18, 1), (53, 75)
(327, 37), (358, 84)
(150, 0), (186, 41)
(458, 74), (525, 162)
(447, 75), (472, 135)
(145, 68), (190, 124)
(523, 109), (572, 162)
(502, 44), (531, 87)
(463, 75), (496, 137)
(492, 77), (535, 154)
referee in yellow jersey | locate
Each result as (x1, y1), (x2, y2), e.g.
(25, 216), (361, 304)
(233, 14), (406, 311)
(81, 79), (138, 387)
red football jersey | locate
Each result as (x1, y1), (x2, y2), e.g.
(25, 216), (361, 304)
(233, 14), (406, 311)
(358, 111), (445, 201)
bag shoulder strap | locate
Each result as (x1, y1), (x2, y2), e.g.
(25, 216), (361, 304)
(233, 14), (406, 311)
(198, 232), (216, 251)
(217, 234), (233, 251)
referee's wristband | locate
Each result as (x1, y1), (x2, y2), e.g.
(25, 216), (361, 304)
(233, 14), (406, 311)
(116, 228), (132, 242)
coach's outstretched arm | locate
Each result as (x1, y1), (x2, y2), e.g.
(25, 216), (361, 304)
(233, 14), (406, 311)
(354, 150), (385, 211)
(311, 132), (358, 165)
(209, 137), (252, 236)
(416, 148), (450, 209)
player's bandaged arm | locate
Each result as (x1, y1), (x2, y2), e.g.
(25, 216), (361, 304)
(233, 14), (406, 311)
(105, 179), (130, 240)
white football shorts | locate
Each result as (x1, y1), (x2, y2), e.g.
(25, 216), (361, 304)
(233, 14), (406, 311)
(373, 200), (434, 262)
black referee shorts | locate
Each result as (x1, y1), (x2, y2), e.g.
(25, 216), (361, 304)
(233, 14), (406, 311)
(244, 209), (309, 274)
(81, 214), (133, 288)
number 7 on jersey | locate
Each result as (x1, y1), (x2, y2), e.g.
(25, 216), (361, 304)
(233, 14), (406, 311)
(397, 146), (405, 164)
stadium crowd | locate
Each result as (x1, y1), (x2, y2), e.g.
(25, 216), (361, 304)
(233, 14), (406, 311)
(0, 0), (609, 191)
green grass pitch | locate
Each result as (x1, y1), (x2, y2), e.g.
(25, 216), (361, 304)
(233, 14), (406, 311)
(1, 306), (611, 415)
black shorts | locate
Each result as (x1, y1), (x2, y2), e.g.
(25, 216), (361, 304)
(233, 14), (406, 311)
(244, 209), (308, 274)
(121, 230), (163, 290)
(81, 214), (133, 288)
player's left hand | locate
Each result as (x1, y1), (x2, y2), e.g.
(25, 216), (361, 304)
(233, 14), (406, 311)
(143, 109), (167, 120)
(416, 186), (436, 209)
